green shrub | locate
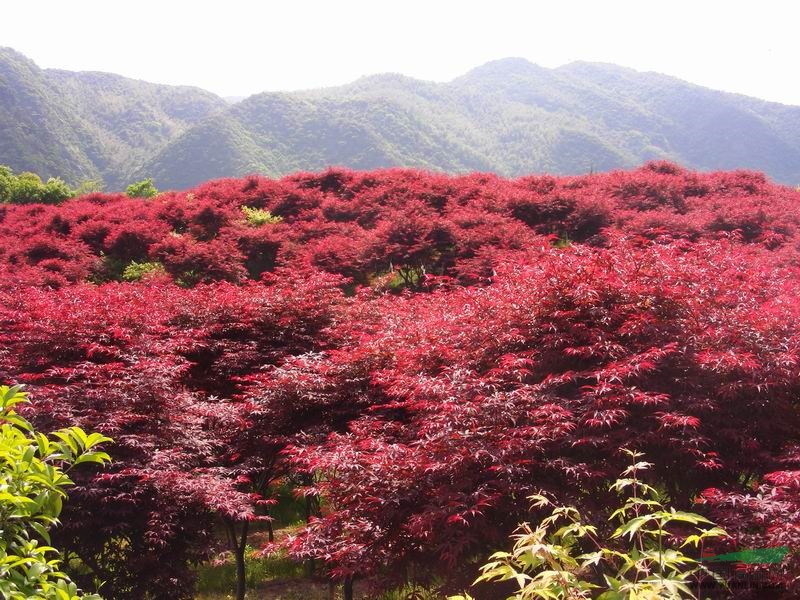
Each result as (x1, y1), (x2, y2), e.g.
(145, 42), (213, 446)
(0, 165), (75, 204)
(74, 179), (105, 195)
(10, 171), (48, 204)
(125, 178), (158, 199)
(41, 177), (74, 204)
(454, 450), (727, 600)
(241, 205), (283, 226)
(0, 165), (14, 203)
(0, 384), (112, 599)
(122, 261), (165, 281)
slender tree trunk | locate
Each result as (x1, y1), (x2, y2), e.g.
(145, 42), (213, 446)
(306, 557), (317, 577)
(225, 519), (250, 600)
(304, 494), (312, 522)
(266, 516), (274, 543)
(303, 493), (319, 576)
(343, 575), (354, 600)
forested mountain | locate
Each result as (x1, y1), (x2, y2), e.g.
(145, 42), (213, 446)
(3, 48), (800, 189)
(0, 48), (102, 185)
(46, 68), (227, 187)
(0, 47), (227, 188)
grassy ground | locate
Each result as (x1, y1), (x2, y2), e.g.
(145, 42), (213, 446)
(194, 543), (444, 599)
(196, 579), (342, 600)
(194, 488), (444, 599)
(194, 526), (312, 600)
(197, 579), (443, 600)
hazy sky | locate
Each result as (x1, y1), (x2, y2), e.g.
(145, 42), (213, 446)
(5, 0), (799, 104)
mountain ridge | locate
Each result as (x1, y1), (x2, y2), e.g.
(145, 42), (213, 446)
(0, 46), (227, 188)
(2, 48), (799, 190)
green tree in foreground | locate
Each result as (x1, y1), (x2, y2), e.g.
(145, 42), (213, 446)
(125, 178), (158, 199)
(454, 450), (727, 600)
(0, 384), (112, 599)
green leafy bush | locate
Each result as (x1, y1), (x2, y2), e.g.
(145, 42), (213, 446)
(0, 384), (112, 599)
(0, 165), (74, 204)
(0, 165), (14, 203)
(454, 451), (727, 600)
(74, 179), (105, 195)
(241, 205), (283, 226)
(125, 178), (158, 199)
(40, 177), (75, 204)
(122, 260), (166, 281)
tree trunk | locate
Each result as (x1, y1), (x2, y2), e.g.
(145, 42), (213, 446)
(304, 494), (312, 522)
(303, 492), (319, 576)
(266, 516), (274, 543)
(226, 519), (250, 600)
(306, 557), (317, 578)
(343, 576), (354, 600)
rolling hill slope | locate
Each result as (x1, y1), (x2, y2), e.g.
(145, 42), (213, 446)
(0, 47), (227, 188)
(133, 58), (800, 188)
(3, 48), (800, 189)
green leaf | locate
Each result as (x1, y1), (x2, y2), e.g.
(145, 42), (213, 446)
(73, 452), (111, 467)
(611, 515), (651, 539)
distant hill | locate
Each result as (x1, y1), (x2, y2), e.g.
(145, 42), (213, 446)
(0, 47), (227, 188)
(3, 48), (800, 189)
(0, 48), (102, 185)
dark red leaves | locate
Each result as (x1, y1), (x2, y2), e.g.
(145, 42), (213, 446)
(2, 164), (800, 595)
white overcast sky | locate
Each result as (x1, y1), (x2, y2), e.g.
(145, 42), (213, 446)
(4, 0), (799, 105)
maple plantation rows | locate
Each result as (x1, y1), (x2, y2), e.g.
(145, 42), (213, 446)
(1, 162), (799, 598)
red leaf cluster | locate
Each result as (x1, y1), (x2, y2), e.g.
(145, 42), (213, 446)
(283, 238), (800, 588)
(0, 271), (345, 598)
(702, 448), (800, 596)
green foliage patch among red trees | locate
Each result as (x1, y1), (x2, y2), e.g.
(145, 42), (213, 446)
(0, 163), (799, 597)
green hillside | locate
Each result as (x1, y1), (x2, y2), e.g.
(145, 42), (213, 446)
(0, 47), (226, 188)
(47, 68), (227, 188)
(3, 49), (800, 190)
(139, 58), (800, 188)
(0, 48), (102, 184)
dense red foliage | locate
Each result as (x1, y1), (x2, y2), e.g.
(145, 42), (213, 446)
(0, 271), (345, 598)
(702, 447), (800, 596)
(1, 163), (799, 597)
(284, 238), (800, 590)
(1, 162), (799, 288)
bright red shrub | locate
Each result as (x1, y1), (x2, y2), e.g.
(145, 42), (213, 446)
(150, 235), (246, 283)
(104, 219), (172, 261)
(282, 238), (800, 591)
(0, 268), (347, 598)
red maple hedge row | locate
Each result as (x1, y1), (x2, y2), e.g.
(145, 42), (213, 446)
(2, 161), (799, 289)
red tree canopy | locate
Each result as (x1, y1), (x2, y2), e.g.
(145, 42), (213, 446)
(1, 164), (799, 596)
(1, 162), (798, 288)
(284, 238), (800, 587)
